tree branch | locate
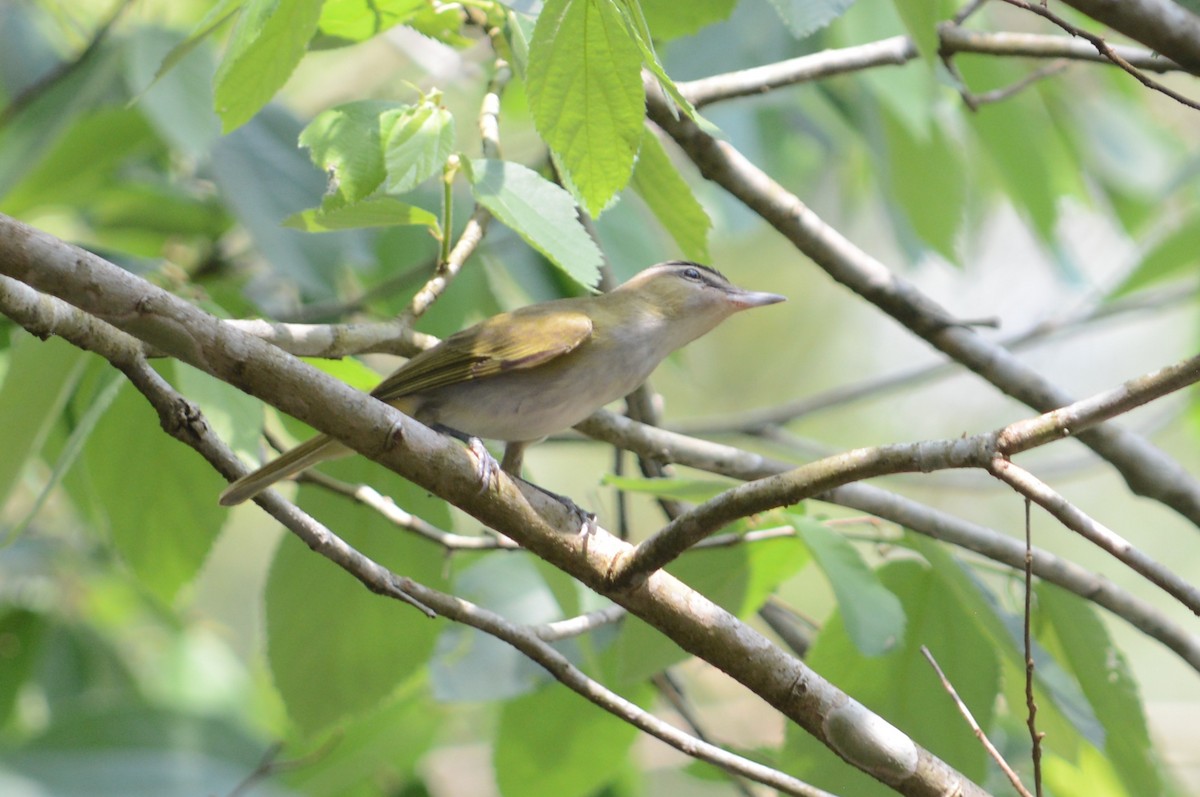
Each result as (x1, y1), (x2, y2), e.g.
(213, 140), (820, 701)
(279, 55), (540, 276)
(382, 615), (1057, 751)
(0, 215), (987, 797)
(645, 83), (1200, 529)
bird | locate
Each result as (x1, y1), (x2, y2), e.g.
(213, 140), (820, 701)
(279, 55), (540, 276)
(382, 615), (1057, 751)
(219, 260), (785, 507)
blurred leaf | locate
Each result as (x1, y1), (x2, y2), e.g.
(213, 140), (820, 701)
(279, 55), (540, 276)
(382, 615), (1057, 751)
(285, 196), (439, 233)
(881, 109), (964, 263)
(1038, 583), (1162, 796)
(317, 0), (425, 42)
(630, 128), (712, 261)
(1108, 218), (1200, 299)
(382, 101), (455, 194)
(909, 537), (1102, 751)
(0, 43), (123, 201)
(641, 0), (736, 40)
(0, 609), (46, 724)
(766, 0), (855, 38)
(495, 681), (648, 797)
(464, 158), (603, 290)
(792, 516), (905, 656)
(1, 108), (157, 216)
(0, 334), (88, 518)
(526, 0), (644, 216)
(5, 704), (279, 797)
(125, 25), (222, 158)
(957, 59), (1086, 242)
(783, 559), (999, 794)
(211, 107), (366, 299)
(431, 555), (569, 701)
(602, 474), (734, 502)
(282, 687), (440, 796)
(213, 0), (325, 132)
(300, 100), (403, 204)
(1043, 744), (1135, 797)
(267, 461), (451, 734)
(81, 371), (226, 604)
(616, 537), (808, 682)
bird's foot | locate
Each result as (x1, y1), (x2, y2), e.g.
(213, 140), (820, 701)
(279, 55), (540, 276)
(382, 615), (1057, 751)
(467, 437), (501, 493)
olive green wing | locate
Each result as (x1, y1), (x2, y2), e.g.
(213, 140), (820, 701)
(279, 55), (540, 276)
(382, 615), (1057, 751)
(371, 308), (593, 402)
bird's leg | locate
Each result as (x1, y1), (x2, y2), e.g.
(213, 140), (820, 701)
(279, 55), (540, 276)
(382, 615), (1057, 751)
(499, 441), (595, 534)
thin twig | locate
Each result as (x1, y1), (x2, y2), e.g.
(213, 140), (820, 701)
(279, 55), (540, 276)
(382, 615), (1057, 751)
(397, 60), (509, 326)
(1022, 499), (1045, 797)
(991, 458), (1200, 617)
(653, 671), (758, 797)
(998, 0), (1200, 111)
(921, 645), (1033, 797)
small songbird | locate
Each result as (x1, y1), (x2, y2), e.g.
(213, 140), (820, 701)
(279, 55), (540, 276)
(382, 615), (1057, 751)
(219, 261), (785, 507)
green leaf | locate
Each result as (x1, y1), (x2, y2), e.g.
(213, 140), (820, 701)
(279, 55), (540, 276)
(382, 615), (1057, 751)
(630, 128), (711, 261)
(284, 196), (440, 232)
(766, 0), (856, 38)
(299, 100), (405, 204)
(792, 516), (905, 656)
(267, 461), (451, 733)
(81, 371), (226, 603)
(317, 0), (425, 43)
(1108, 218), (1200, 298)
(602, 473), (733, 502)
(641, 0), (736, 40)
(783, 560), (1000, 794)
(0, 334), (89, 518)
(382, 101), (455, 194)
(881, 110), (964, 263)
(891, 0), (954, 62)
(526, 0), (645, 216)
(1038, 583), (1162, 796)
(616, 537), (808, 682)
(213, 0), (325, 132)
(495, 681), (648, 797)
(464, 158), (603, 289)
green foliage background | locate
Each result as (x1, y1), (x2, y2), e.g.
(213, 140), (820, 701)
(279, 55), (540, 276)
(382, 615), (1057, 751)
(1, 0), (1198, 795)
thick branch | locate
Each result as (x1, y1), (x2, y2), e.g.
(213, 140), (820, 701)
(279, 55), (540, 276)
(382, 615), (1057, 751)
(0, 215), (986, 797)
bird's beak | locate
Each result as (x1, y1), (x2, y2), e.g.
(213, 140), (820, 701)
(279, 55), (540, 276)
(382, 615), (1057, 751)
(727, 290), (787, 310)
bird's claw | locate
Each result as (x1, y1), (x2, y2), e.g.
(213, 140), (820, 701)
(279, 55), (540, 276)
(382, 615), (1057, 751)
(468, 437), (501, 493)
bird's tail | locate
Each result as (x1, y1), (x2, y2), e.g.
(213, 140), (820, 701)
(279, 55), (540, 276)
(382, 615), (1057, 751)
(219, 434), (350, 506)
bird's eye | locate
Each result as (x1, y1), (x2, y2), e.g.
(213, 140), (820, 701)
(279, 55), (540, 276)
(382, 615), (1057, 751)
(682, 267), (701, 281)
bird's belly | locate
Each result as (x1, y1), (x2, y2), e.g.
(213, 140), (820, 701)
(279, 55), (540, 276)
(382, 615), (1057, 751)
(413, 361), (643, 442)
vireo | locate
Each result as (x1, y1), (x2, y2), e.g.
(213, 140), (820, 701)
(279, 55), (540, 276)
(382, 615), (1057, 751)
(219, 261), (784, 506)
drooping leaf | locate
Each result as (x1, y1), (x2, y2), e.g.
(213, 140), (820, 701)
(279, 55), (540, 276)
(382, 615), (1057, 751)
(1038, 583), (1162, 796)
(783, 559), (1000, 794)
(267, 460), (452, 733)
(1108, 217), (1200, 299)
(464, 158), (603, 289)
(792, 516), (905, 656)
(495, 681), (648, 797)
(526, 0), (644, 216)
(630, 128), (712, 261)
(81, 370), (226, 603)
